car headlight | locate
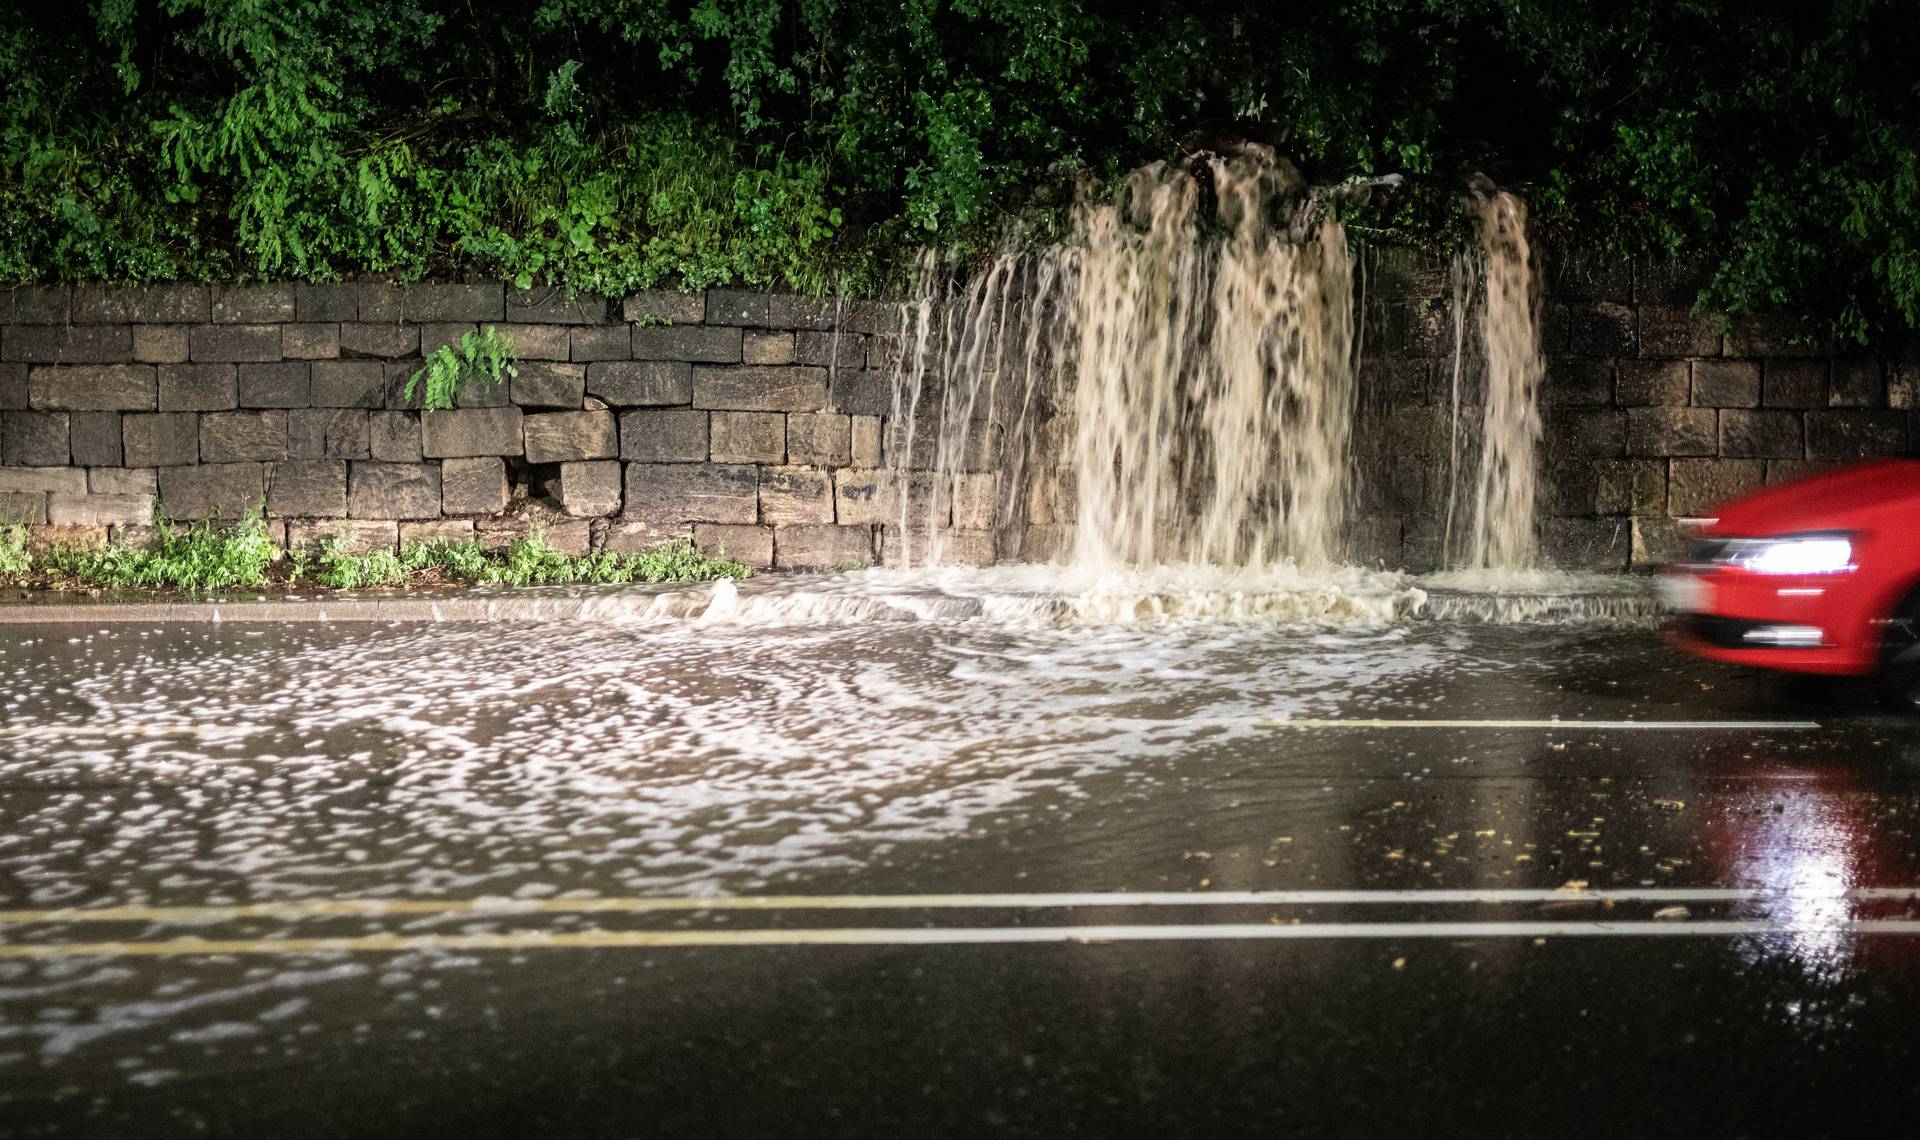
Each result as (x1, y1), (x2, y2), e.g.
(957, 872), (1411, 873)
(1720, 533), (1856, 575)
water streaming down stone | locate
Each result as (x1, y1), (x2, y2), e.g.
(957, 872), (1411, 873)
(1441, 188), (1545, 572)
(886, 154), (1545, 579)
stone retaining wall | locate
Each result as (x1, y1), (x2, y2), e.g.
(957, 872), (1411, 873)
(3, 268), (1916, 573)
(0, 283), (912, 569)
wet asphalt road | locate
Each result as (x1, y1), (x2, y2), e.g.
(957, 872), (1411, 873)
(4, 610), (1920, 1138)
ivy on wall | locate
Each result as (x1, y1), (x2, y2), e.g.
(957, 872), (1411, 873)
(5, 2), (1920, 341)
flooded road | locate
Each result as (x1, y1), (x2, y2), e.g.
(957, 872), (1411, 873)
(3, 575), (1920, 1137)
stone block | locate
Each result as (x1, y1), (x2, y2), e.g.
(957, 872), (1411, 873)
(28, 364), (156, 411)
(266, 461), (349, 517)
(287, 409), (371, 460)
(553, 460), (622, 516)
(851, 417), (883, 467)
(132, 325), (190, 364)
(602, 516), (691, 553)
(1593, 460), (1666, 516)
(1718, 409), (1804, 459)
(507, 286), (609, 324)
(1624, 407), (1716, 457)
(524, 410), (616, 464)
(785, 412), (852, 466)
(623, 290), (706, 324)
(309, 361), (388, 408)
(355, 284), (404, 322)
(370, 411), (422, 462)
(295, 283), (362, 322)
(1727, 314), (1822, 357)
(123, 413), (199, 467)
(794, 331), (867, 370)
(1669, 458), (1765, 516)
(833, 469), (904, 525)
(91, 467), (156, 495)
(759, 466), (833, 523)
(1690, 360), (1759, 408)
(3, 325), (133, 363)
(403, 283), (503, 323)
(0, 491), (46, 525)
(693, 523), (773, 567)
(418, 322), (477, 360)
(422, 406), (526, 460)
(199, 410), (287, 463)
(619, 409), (709, 463)
(694, 365), (827, 412)
(1762, 360), (1828, 409)
(238, 361), (311, 408)
(775, 524), (873, 568)
(289, 519), (399, 555)
(440, 457), (509, 516)
(1543, 360), (1612, 406)
(586, 360), (693, 406)
(706, 290), (769, 327)
(283, 324), (341, 360)
(829, 369), (892, 416)
(212, 284), (295, 323)
(1765, 459), (1842, 486)
(349, 461), (442, 519)
(1615, 361), (1689, 407)
(4, 412), (68, 467)
(157, 463), (266, 520)
(71, 285), (210, 324)
(510, 361), (586, 408)
(1829, 359), (1884, 408)
(952, 472), (998, 529)
(4, 286), (69, 324)
(710, 411), (785, 463)
(1805, 410), (1908, 460)
(339, 323), (420, 359)
(158, 363), (238, 412)
(399, 519), (476, 547)
(632, 324), (743, 363)
(189, 324), (280, 362)
(765, 295), (841, 331)
(744, 331), (797, 365)
(623, 463), (758, 524)
(1568, 302), (1634, 356)
(1891, 363), (1920, 410)
(1630, 516), (1683, 568)
(569, 325), (631, 362)
(68, 412), (121, 467)
(0, 364), (20, 411)
(46, 491), (153, 527)
(505, 324), (574, 361)
(0, 466), (86, 495)
(451, 372), (511, 409)
(1636, 306), (1721, 358)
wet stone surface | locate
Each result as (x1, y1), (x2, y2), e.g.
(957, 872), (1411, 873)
(2, 601), (1920, 1137)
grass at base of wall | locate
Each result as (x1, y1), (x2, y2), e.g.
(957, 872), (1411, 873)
(0, 518), (751, 593)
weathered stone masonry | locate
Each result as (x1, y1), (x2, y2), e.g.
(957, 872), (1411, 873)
(1347, 252), (1920, 572)
(0, 282), (918, 570)
(2, 266), (1916, 573)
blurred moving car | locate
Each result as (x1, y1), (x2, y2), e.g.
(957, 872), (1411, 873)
(1660, 458), (1920, 708)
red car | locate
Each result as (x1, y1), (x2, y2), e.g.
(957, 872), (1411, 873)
(1660, 458), (1920, 708)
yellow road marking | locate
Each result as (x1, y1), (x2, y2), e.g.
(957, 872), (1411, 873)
(7, 919), (1920, 957)
(7, 887), (1919, 926)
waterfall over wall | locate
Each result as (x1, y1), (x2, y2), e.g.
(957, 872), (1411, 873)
(886, 153), (1541, 575)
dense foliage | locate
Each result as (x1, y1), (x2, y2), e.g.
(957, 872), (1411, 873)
(4, 1), (1920, 338)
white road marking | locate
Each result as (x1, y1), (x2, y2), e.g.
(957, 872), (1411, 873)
(6, 920), (1920, 957)
(5, 887), (1917, 925)
(1254, 718), (1822, 730)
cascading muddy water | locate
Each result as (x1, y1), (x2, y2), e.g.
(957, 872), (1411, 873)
(888, 147), (1357, 574)
(1441, 188), (1545, 572)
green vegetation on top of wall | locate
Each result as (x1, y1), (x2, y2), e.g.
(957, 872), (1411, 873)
(6, 3), (1920, 340)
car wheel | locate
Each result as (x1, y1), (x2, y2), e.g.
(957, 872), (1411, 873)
(1883, 590), (1920, 712)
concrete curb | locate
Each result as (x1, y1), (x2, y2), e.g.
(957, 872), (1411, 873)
(0, 593), (697, 624)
